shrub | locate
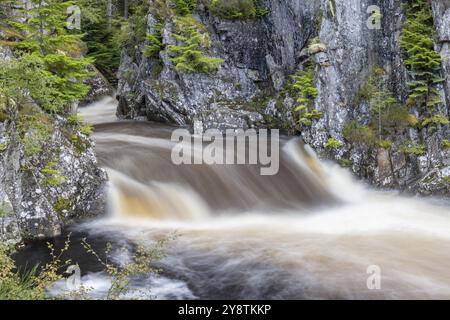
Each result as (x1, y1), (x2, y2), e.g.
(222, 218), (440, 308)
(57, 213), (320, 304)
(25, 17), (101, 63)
(17, 109), (53, 157)
(0, 238), (72, 300)
(174, 0), (197, 15)
(325, 138), (343, 150)
(70, 134), (89, 153)
(0, 107), (8, 122)
(399, 140), (427, 156)
(66, 114), (84, 126)
(41, 161), (66, 187)
(442, 139), (450, 149)
(80, 124), (94, 136)
(145, 33), (163, 58)
(421, 114), (450, 127)
(290, 64), (321, 126)
(339, 158), (353, 168)
(343, 120), (376, 146)
(377, 139), (393, 150)
(168, 15), (224, 73)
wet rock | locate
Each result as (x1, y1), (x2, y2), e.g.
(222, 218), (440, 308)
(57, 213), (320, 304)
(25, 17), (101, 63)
(116, 0), (449, 196)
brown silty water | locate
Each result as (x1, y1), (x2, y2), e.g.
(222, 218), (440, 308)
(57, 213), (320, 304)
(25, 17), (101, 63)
(71, 96), (450, 299)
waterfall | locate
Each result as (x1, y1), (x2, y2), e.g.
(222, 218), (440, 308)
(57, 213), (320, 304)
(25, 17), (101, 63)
(37, 97), (450, 299)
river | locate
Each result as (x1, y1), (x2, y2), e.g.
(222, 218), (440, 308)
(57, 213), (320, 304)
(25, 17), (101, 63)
(15, 96), (450, 299)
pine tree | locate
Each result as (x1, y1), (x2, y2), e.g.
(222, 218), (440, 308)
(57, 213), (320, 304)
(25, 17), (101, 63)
(1, 0), (92, 114)
(400, 0), (447, 128)
(168, 15), (224, 73)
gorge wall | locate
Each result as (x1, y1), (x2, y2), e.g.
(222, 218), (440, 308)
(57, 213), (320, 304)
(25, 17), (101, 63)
(0, 44), (107, 244)
(117, 0), (450, 195)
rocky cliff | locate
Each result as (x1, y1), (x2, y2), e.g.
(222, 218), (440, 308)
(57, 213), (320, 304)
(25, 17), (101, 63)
(117, 0), (450, 195)
(0, 46), (107, 244)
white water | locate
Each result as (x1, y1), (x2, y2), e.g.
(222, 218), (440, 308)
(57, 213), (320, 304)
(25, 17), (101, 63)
(73, 98), (450, 300)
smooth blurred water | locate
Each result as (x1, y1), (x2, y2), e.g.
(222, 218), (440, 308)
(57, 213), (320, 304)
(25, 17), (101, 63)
(15, 98), (450, 300)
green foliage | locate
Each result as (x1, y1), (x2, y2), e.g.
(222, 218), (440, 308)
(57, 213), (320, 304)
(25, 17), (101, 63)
(441, 176), (450, 187)
(377, 139), (393, 150)
(0, 104), (8, 122)
(17, 108), (53, 157)
(0, 237), (72, 300)
(359, 67), (412, 139)
(66, 114), (84, 126)
(328, 0), (336, 17)
(53, 196), (75, 216)
(399, 139), (427, 156)
(168, 15), (224, 73)
(339, 158), (353, 168)
(174, 0), (197, 15)
(115, 0), (151, 49)
(145, 22), (164, 58)
(2, 0), (92, 113)
(75, 0), (121, 81)
(421, 114), (450, 127)
(80, 124), (94, 136)
(81, 236), (174, 300)
(441, 139), (450, 149)
(208, 0), (268, 20)
(0, 204), (7, 218)
(0, 142), (7, 153)
(325, 138), (342, 150)
(289, 64), (321, 126)
(400, 0), (443, 116)
(343, 120), (376, 146)
(41, 161), (66, 187)
(70, 134), (89, 153)
(0, 53), (80, 114)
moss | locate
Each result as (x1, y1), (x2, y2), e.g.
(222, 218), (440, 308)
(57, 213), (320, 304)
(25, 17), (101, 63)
(150, 61), (164, 78)
(442, 139), (450, 149)
(70, 134), (89, 154)
(0, 206), (7, 218)
(325, 138), (342, 150)
(66, 114), (83, 126)
(0, 108), (8, 122)
(80, 124), (93, 136)
(0, 142), (7, 153)
(53, 196), (76, 220)
(17, 108), (53, 157)
(339, 158), (353, 168)
(41, 161), (66, 187)
(441, 176), (450, 187)
(399, 140), (427, 156)
(377, 139), (393, 150)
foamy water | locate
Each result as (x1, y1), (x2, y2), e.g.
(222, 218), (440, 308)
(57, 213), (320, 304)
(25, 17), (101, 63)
(46, 98), (450, 299)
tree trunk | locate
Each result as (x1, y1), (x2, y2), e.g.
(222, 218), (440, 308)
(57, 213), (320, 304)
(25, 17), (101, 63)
(107, 0), (112, 31)
(124, 0), (129, 20)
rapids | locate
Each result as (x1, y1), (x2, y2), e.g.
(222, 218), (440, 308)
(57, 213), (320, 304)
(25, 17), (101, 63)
(15, 97), (450, 299)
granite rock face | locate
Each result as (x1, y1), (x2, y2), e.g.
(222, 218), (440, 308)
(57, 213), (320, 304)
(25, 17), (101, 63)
(81, 65), (114, 105)
(0, 116), (107, 244)
(117, 0), (450, 195)
(0, 45), (107, 244)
